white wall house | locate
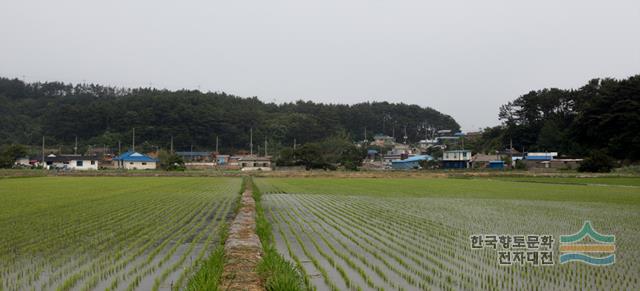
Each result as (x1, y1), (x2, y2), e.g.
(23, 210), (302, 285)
(44, 155), (99, 170)
(68, 158), (98, 170)
(443, 150), (472, 161)
(239, 156), (272, 171)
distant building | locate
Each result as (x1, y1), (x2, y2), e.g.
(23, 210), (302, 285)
(522, 152), (559, 168)
(442, 150), (472, 169)
(472, 153), (505, 168)
(216, 154), (230, 165)
(239, 156), (272, 171)
(43, 154), (99, 170)
(391, 155), (433, 170)
(176, 151), (213, 162)
(14, 157), (30, 167)
(228, 155), (242, 167)
(488, 160), (505, 169)
(548, 159), (583, 169)
(113, 151), (158, 170)
(525, 152), (558, 161)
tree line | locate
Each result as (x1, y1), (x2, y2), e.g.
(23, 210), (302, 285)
(472, 74), (640, 163)
(0, 77), (459, 155)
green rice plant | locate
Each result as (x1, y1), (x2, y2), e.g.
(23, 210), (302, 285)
(184, 238), (225, 291)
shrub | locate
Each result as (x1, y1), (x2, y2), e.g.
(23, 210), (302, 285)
(578, 151), (615, 173)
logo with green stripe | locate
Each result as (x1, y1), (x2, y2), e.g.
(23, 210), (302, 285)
(559, 221), (615, 266)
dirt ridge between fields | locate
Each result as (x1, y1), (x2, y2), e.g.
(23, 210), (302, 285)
(220, 182), (264, 290)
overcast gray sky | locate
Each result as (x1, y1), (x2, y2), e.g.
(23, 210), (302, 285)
(1, 0), (639, 130)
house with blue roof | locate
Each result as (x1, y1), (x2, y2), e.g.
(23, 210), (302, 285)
(113, 151), (158, 170)
(391, 155), (433, 170)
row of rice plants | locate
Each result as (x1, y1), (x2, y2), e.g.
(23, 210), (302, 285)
(250, 177), (308, 291)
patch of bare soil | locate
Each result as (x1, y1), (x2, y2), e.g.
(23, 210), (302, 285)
(220, 185), (263, 291)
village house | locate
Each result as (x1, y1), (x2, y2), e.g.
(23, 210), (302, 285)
(239, 156), (272, 171)
(522, 152), (558, 168)
(113, 151), (158, 170)
(42, 154), (100, 170)
(177, 151), (216, 169)
(442, 150), (472, 169)
(391, 155), (433, 170)
(471, 153), (506, 169)
(176, 151), (213, 162)
(216, 154), (230, 165)
(14, 157), (30, 167)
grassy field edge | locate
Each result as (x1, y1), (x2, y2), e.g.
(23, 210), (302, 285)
(251, 177), (309, 291)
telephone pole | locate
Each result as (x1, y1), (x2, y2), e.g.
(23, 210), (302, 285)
(41, 136), (45, 166)
(74, 135), (78, 155)
(264, 137), (268, 156)
(215, 136), (219, 153)
(132, 128), (136, 152)
(250, 128), (253, 156)
(403, 126), (408, 144)
(364, 127), (368, 143)
(170, 136), (174, 153)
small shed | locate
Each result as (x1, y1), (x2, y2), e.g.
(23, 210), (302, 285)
(488, 160), (505, 169)
(216, 155), (230, 165)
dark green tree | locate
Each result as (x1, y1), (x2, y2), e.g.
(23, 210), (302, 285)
(0, 144), (28, 168)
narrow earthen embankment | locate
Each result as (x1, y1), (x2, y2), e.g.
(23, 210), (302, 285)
(220, 181), (264, 290)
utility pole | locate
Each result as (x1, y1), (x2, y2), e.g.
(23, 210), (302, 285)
(132, 128), (136, 152)
(264, 137), (268, 157)
(250, 128), (253, 156)
(74, 135), (78, 155)
(510, 138), (514, 163)
(403, 126), (408, 144)
(364, 127), (367, 143)
(215, 136), (219, 153)
(41, 136), (45, 167)
(170, 136), (174, 153)
(118, 140), (121, 155)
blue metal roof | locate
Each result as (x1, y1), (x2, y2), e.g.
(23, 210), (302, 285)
(525, 156), (552, 161)
(113, 151), (158, 162)
(391, 155), (433, 163)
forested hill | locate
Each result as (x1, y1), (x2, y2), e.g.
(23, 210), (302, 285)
(0, 78), (459, 152)
(475, 74), (640, 161)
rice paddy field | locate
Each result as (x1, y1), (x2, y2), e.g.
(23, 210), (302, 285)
(0, 177), (239, 291)
(256, 177), (640, 291)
